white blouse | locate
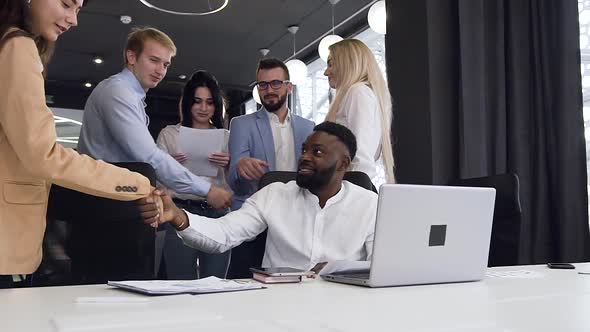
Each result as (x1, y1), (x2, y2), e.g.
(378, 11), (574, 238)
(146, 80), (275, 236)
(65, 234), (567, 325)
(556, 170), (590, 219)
(156, 124), (231, 200)
(334, 82), (383, 180)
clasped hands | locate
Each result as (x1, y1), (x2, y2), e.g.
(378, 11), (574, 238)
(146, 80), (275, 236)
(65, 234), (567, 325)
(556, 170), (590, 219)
(139, 189), (187, 230)
(140, 184), (232, 229)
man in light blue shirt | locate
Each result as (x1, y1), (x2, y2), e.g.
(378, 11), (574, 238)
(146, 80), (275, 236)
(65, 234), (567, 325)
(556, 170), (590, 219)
(78, 28), (232, 209)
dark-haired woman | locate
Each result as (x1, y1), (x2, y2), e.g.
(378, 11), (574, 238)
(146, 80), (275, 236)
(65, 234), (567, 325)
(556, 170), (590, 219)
(0, 0), (153, 288)
(157, 70), (231, 279)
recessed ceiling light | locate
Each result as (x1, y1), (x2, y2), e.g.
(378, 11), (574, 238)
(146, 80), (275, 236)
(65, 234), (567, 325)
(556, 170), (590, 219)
(84, 82), (92, 88)
(92, 56), (103, 64)
(179, 74), (187, 80)
(120, 15), (132, 24)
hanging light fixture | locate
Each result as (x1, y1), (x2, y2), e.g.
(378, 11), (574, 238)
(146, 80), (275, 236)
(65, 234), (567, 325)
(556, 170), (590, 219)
(368, 0), (387, 34)
(252, 86), (262, 104)
(285, 25), (308, 86)
(138, 0), (229, 16)
(252, 48), (269, 105)
(318, 0), (343, 62)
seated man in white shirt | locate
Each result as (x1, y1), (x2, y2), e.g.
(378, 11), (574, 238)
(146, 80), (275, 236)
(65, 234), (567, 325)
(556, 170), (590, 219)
(138, 122), (378, 271)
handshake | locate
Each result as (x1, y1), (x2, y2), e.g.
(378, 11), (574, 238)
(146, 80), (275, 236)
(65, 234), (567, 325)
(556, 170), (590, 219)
(138, 189), (187, 230)
(139, 185), (232, 230)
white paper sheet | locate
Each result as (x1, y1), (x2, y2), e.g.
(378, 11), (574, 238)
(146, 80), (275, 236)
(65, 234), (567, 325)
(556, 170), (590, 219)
(178, 127), (228, 177)
(108, 276), (264, 295)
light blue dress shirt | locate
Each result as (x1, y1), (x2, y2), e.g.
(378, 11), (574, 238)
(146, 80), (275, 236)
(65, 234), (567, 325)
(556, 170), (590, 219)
(78, 68), (212, 196)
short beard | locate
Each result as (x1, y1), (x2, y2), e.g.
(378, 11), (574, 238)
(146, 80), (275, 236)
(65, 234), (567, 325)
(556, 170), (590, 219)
(296, 163), (337, 191)
(262, 93), (287, 113)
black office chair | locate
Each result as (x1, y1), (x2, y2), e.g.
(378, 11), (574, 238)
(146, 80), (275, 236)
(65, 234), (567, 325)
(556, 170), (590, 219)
(226, 171), (376, 278)
(46, 162), (157, 284)
(449, 173), (522, 267)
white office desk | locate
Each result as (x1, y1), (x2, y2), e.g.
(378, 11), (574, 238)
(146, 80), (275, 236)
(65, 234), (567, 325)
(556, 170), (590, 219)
(2, 264), (590, 332)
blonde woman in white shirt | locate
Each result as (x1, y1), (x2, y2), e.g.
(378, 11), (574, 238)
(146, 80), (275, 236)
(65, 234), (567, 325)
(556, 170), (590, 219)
(156, 70), (231, 279)
(324, 39), (395, 184)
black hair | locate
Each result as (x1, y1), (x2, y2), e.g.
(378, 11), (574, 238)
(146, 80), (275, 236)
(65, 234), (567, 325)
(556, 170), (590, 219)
(313, 121), (357, 161)
(180, 70), (225, 129)
(256, 57), (290, 80)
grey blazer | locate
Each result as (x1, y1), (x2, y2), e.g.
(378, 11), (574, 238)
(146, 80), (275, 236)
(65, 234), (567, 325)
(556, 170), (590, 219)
(228, 108), (314, 209)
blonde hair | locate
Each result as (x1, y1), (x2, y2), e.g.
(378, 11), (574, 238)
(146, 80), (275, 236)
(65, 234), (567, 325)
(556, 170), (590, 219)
(124, 27), (177, 64)
(325, 39), (395, 183)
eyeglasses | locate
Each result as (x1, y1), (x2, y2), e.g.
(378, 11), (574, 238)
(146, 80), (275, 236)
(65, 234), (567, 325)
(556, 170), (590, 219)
(255, 80), (290, 90)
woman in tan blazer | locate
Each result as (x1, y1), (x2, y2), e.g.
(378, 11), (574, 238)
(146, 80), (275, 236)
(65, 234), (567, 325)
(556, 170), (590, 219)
(0, 0), (154, 286)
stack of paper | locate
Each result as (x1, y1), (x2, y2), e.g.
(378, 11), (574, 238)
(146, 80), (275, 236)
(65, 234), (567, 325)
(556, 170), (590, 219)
(108, 276), (264, 295)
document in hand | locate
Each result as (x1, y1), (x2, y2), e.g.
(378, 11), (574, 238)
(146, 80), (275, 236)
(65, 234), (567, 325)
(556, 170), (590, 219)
(108, 276), (264, 295)
(178, 127), (229, 177)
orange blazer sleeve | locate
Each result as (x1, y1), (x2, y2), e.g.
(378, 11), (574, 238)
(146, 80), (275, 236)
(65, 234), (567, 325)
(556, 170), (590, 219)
(0, 36), (150, 200)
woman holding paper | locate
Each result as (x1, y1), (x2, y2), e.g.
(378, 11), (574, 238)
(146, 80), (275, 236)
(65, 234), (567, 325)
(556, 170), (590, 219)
(156, 70), (231, 279)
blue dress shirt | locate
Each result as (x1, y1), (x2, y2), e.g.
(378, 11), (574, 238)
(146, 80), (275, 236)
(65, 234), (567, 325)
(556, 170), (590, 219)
(78, 68), (212, 196)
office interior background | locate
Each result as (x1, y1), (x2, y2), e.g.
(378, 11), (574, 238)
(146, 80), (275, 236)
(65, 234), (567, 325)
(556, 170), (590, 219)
(43, 0), (590, 283)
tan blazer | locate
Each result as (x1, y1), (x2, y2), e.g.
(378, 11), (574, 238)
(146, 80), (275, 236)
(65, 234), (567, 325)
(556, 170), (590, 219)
(0, 32), (152, 274)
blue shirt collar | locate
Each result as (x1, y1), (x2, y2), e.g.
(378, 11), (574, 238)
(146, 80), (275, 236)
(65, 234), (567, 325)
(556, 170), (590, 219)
(120, 68), (146, 100)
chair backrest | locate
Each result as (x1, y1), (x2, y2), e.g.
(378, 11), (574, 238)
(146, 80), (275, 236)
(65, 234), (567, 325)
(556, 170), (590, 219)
(258, 170), (377, 193)
(449, 173), (521, 267)
(47, 162), (158, 284)
(226, 170), (375, 278)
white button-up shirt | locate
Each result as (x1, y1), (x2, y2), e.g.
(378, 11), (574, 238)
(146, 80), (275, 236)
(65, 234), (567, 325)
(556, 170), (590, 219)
(268, 111), (297, 172)
(334, 82), (383, 179)
(178, 181), (378, 270)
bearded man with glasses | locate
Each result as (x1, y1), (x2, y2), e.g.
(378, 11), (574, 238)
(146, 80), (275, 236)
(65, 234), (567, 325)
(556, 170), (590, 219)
(227, 58), (314, 211)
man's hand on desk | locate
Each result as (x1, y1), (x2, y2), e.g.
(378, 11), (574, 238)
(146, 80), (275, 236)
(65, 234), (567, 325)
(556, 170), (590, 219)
(137, 190), (189, 231)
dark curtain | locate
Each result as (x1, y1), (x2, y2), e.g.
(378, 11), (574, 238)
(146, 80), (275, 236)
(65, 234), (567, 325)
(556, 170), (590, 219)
(386, 0), (590, 264)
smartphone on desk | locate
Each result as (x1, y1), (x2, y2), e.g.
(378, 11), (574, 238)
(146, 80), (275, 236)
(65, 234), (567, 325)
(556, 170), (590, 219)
(249, 267), (315, 277)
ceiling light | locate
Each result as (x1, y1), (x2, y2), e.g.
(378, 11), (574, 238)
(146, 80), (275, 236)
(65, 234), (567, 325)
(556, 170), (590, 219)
(84, 82), (92, 88)
(285, 60), (308, 86)
(368, 1), (387, 34)
(318, 35), (342, 62)
(252, 86), (261, 104)
(120, 15), (132, 24)
(259, 48), (270, 57)
(138, 0), (229, 16)
(179, 74), (187, 80)
(318, 0), (343, 62)
(285, 25), (308, 86)
(92, 56), (103, 64)
(53, 116), (82, 126)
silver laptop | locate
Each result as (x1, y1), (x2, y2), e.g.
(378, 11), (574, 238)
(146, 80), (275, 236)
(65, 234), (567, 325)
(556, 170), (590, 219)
(322, 184), (496, 287)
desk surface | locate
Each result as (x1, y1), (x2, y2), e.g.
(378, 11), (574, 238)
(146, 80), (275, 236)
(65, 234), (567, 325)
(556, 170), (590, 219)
(2, 264), (590, 332)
